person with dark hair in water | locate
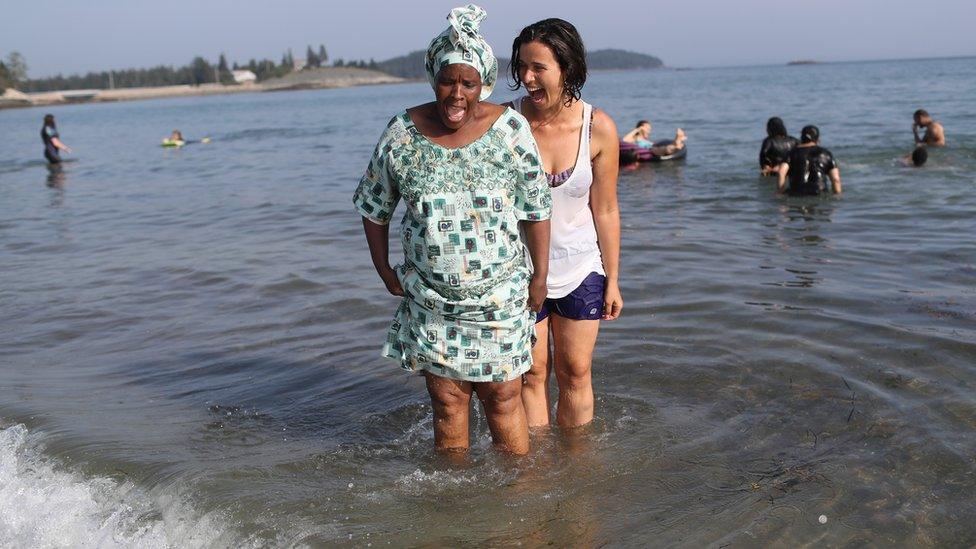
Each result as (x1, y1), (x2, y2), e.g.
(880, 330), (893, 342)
(759, 117), (798, 175)
(506, 17), (622, 429)
(913, 109), (945, 147)
(777, 125), (842, 195)
(41, 114), (71, 164)
(902, 146), (928, 167)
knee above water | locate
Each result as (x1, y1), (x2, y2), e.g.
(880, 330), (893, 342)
(555, 368), (592, 390)
(428, 388), (469, 412)
(478, 384), (523, 409)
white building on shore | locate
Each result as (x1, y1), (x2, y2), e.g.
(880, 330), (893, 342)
(231, 70), (257, 84)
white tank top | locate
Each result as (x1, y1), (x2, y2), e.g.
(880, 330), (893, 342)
(514, 97), (604, 298)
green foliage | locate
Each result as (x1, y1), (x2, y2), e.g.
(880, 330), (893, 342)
(189, 56), (215, 85)
(1, 51), (27, 90)
(5, 52), (28, 83)
(218, 53), (234, 85)
(0, 61), (11, 91)
(318, 45), (328, 64)
(24, 51), (300, 92)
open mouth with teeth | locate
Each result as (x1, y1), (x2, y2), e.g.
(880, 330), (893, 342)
(444, 104), (467, 123)
(527, 88), (546, 104)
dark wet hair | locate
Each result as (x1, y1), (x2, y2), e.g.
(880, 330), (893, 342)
(766, 117), (787, 138)
(509, 18), (587, 105)
(914, 109), (929, 119)
(43, 114), (56, 128)
(800, 125), (819, 144)
(636, 120), (650, 128)
(911, 146), (928, 167)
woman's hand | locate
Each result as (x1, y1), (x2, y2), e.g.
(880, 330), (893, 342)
(379, 265), (404, 297)
(602, 279), (623, 320)
(527, 274), (547, 313)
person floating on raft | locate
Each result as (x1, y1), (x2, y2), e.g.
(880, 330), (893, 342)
(620, 120), (686, 162)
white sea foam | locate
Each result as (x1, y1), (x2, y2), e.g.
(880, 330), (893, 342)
(0, 424), (234, 548)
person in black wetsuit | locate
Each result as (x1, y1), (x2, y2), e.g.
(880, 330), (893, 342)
(41, 114), (71, 164)
(777, 125), (842, 195)
(759, 117), (798, 176)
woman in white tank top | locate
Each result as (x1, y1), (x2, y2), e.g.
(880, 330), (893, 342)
(507, 19), (622, 428)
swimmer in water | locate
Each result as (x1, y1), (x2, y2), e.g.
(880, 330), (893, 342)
(913, 109), (945, 147)
(902, 146), (928, 167)
(621, 120), (686, 156)
(169, 130), (184, 142)
(41, 114), (71, 164)
(777, 125), (842, 195)
(759, 117), (798, 176)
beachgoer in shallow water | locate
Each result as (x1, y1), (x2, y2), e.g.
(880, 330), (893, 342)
(622, 120), (685, 157)
(506, 18), (622, 429)
(170, 130), (184, 142)
(903, 146), (928, 167)
(759, 117), (798, 176)
(777, 125), (842, 195)
(913, 109), (946, 147)
(41, 114), (71, 164)
(353, 4), (551, 455)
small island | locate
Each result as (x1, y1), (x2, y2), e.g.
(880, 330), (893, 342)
(376, 48), (664, 79)
(787, 60), (821, 66)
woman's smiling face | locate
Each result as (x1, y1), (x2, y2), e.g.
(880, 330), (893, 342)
(516, 40), (563, 109)
(434, 64), (482, 130)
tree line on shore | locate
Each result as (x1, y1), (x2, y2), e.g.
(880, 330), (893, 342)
(2, 46), (663, 93)
(0, 45), (386, 93)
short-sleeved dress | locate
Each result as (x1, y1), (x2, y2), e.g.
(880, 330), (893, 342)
(354, 108), (552, 383)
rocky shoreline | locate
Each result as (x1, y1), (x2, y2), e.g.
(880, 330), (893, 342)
(0, 67), (405, 110)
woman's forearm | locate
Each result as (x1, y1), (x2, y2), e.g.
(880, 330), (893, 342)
(520, 219), (550, 279)
(362, 217), (391, 274)
(594, 210), (620, 283)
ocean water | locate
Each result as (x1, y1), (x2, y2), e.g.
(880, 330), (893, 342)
(1, 57), (974, 547)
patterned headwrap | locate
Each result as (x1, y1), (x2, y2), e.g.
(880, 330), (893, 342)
(424, 4), (498, 101)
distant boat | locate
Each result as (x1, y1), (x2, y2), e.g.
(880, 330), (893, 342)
(60, 89), (99, 102)
(787, 60), (821, 66)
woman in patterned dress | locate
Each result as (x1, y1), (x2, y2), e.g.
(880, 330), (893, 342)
(354, 5), (551, 454)
(507, 19), (623, 429)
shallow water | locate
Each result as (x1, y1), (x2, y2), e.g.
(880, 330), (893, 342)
(1, 57), (975, 546)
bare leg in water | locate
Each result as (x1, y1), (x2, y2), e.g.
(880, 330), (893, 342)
(650, 128), (686, 156)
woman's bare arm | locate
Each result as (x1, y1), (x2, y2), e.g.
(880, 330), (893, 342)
(589, 108), (623, 320)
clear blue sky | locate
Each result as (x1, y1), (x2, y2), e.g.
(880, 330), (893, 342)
(3, 0), (973, 78)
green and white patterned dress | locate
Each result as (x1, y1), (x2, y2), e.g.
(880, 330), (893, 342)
(354, 108), (551, 383)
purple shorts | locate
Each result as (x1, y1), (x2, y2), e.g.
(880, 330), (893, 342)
(535, 272), (606, 323)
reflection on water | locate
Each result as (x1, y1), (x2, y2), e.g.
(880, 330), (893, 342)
(45, 164), (65, 189)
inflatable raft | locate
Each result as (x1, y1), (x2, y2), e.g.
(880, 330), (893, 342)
(619, 139), (687, 163)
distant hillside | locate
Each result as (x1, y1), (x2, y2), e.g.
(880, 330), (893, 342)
(376, 48), (663, 80)
(588, 49), (663, 70)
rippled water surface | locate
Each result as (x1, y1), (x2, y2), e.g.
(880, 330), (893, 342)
(2, 57), (975, 546)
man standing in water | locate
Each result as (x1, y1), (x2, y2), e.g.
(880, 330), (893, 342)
(913, 109), (946, 147)
(777, 125), (842, 196)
